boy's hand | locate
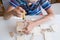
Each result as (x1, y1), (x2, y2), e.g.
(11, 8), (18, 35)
(4, 7), (26, 20)
(23, 20), (36, 34)
(13, 7), (26, 18)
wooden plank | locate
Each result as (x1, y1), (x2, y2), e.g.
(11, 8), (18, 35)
(0, 0), (5, 16)
(56, 0), (60, 3)
(51, 0), (56, 3)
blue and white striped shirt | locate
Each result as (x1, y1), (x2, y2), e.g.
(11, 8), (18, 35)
(9, 0), (51, 15)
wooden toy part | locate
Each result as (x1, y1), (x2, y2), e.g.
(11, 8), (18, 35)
(16, 21), (28, 35)
(41, 26), (54, 32)
(41, 32), (46, 40)
(17, 36), (25, 40)
(16, 22), (25, 31)
(9, 32), (14, 37)
(40, 26), (54, 40)
(22, 11), (26, 20)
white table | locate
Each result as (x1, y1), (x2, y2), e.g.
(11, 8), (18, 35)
(0, 15), (60, 40)
(0, 16), (43, 40)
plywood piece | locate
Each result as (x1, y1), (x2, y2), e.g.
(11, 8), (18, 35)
(16, 21), (28, 35)
(16, 22), (25, 34)
(17, 36), (25, 40)
(9, 32), (14, 37)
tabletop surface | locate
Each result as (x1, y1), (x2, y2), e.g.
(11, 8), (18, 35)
(0, 15), (60, 40)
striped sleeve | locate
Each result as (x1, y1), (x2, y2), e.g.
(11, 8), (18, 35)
(40, 0), (51, 10)
(9, 0), (20, 7)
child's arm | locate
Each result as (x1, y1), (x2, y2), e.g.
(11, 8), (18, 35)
(32, 7), (54, 26)
(3, 6), (15, 19)
(24, 0), (54, 33)
(24, 7), (54, 33)
(3, 5), (25, 20)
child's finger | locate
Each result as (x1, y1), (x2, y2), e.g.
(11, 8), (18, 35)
(22, 28), (30, 34)
(19, 7), (26, 13)
(22, 30), (30, 34)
